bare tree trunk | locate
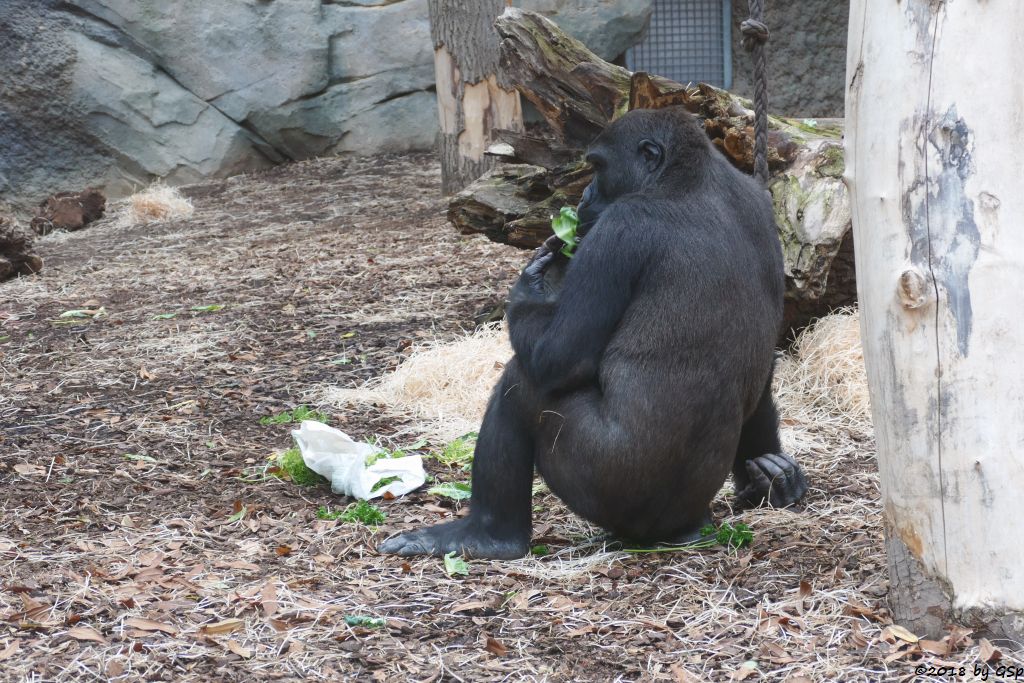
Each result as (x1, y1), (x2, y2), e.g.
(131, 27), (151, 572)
(847, 0), (1024, 642)
(428, 0), (524, 195)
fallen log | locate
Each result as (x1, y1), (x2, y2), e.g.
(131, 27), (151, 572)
(450, 8), (854, 334)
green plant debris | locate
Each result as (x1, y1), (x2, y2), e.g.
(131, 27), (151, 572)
(190, 304), (224, 313)
(701, 522), (754, 549)
(226, 505), (247, 523)
(152, 313), (177, 320)
(259, 405), (329, 426)
(337, 500), (386, 526)
(428, 481), (472, 501)
(341, 332), (357, 339)
(433, 434), (476, 468)
(443, 551), (469, 577)
(344, 615), (385, 628)
(551, 206), (579, 258)
(59, 307), (106, 319)
(530, 545), (549, 556)
(316, 506), (344, 520)
(274, 447), (327, 487)
(622, 522), (754, 554)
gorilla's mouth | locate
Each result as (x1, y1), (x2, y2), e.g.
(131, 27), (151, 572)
(576, 183), (600, 237)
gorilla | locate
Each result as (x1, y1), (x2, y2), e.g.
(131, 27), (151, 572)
(380, 106), (807, 559)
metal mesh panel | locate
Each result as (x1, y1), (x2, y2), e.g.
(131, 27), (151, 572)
(626, 0), (731, 88)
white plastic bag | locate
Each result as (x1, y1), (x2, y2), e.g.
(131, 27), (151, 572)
(291, 421), (426, 500)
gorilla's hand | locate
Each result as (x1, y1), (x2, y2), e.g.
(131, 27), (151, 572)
(524, 242), (557, 292)
(736, 453), (808, 508)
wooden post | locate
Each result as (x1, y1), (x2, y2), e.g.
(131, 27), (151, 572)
(428, 0), (523, 195)
(846, 1), (1024, 640)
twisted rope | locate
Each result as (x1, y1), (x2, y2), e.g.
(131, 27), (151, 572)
(741, 0), (769, 186)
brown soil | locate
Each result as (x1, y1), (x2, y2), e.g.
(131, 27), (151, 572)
(0, 154), (1017, 681)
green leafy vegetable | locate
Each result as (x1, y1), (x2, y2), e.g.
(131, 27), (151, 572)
(274, 447), (327, 487)
(344, 615), (386, 628)
(428, 481), (472, 501)
(703, 521), (754, 549)
(443, 551), (469, 577)
(371, 475), (401, 492)
(551, 206), (580, 258)
(433, 435), (475, 468)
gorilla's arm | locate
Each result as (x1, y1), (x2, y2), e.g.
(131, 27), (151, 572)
(507, 207), (645, 394)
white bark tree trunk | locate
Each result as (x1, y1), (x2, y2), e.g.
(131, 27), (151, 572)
(846, 1), (1024, 640)
(429, 0), (524, 195)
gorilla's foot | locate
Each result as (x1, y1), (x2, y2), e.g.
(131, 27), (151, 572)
(378, 518), (529, 560)
(736, 452), (808, 508)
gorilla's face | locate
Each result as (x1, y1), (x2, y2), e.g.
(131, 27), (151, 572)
(577, 117), (666, 235)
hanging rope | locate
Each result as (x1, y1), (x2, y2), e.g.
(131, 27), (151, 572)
(741, 0), (770, 186)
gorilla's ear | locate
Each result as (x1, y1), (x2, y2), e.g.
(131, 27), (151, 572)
(638, 139), (664, 173)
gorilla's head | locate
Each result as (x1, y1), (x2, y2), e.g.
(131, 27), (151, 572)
(577, 107), (711, 234)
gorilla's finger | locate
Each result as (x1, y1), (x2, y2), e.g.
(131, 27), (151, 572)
(764, 452), (796, 475)
(752, 455), (787, 483)
(745, 459), (776, 494)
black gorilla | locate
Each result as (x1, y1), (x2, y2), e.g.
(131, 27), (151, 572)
(380, 106), (807, 559)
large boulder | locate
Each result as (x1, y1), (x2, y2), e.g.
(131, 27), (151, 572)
(0, 0), (652, 209)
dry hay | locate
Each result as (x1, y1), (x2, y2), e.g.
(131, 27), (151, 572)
(330, 308), (870, 447)
(325, 323), (512, 442)
(113, 183), (194, 227)
(775, 307), (871, 438)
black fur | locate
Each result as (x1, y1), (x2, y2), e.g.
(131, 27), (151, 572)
(379, 107), (807, 559)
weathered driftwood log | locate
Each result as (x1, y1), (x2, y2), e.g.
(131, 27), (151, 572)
(450, 8), (854, 333)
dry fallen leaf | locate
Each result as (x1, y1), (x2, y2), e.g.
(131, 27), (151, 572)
(451, 601), (491, 613)
(883, 624), (920, 643)
(226, 640), (252, 658)
(979, 637), (1002, 663)
(484, 636), (507, 657)
(670, 664), (702, 683)
(732, 661), (758, 680)
(67, 626), (108, 644)
(260, 581), (279, 618)
(799, 580), (812, 599)
(124, 617), (177, 635)
(13, 463), (44, 476)
(919, 638), (950, 656)
(0, 640), (20, 661)
(201, 618), (245, 635)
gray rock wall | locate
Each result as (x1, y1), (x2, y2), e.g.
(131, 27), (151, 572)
(0, 0), (652, 209)
(730, 0), (849, 118)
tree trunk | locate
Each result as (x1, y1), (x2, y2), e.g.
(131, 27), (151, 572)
(847, 0), (1024, 642)
(452, 8), (853, 335)
(428, 0), (524, 195)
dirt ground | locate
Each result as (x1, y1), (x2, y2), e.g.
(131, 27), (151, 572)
(1, 155), (1020, 682)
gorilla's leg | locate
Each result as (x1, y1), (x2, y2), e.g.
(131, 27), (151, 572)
(732, 375), (808, 507)
(378, 362), (535, 559)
